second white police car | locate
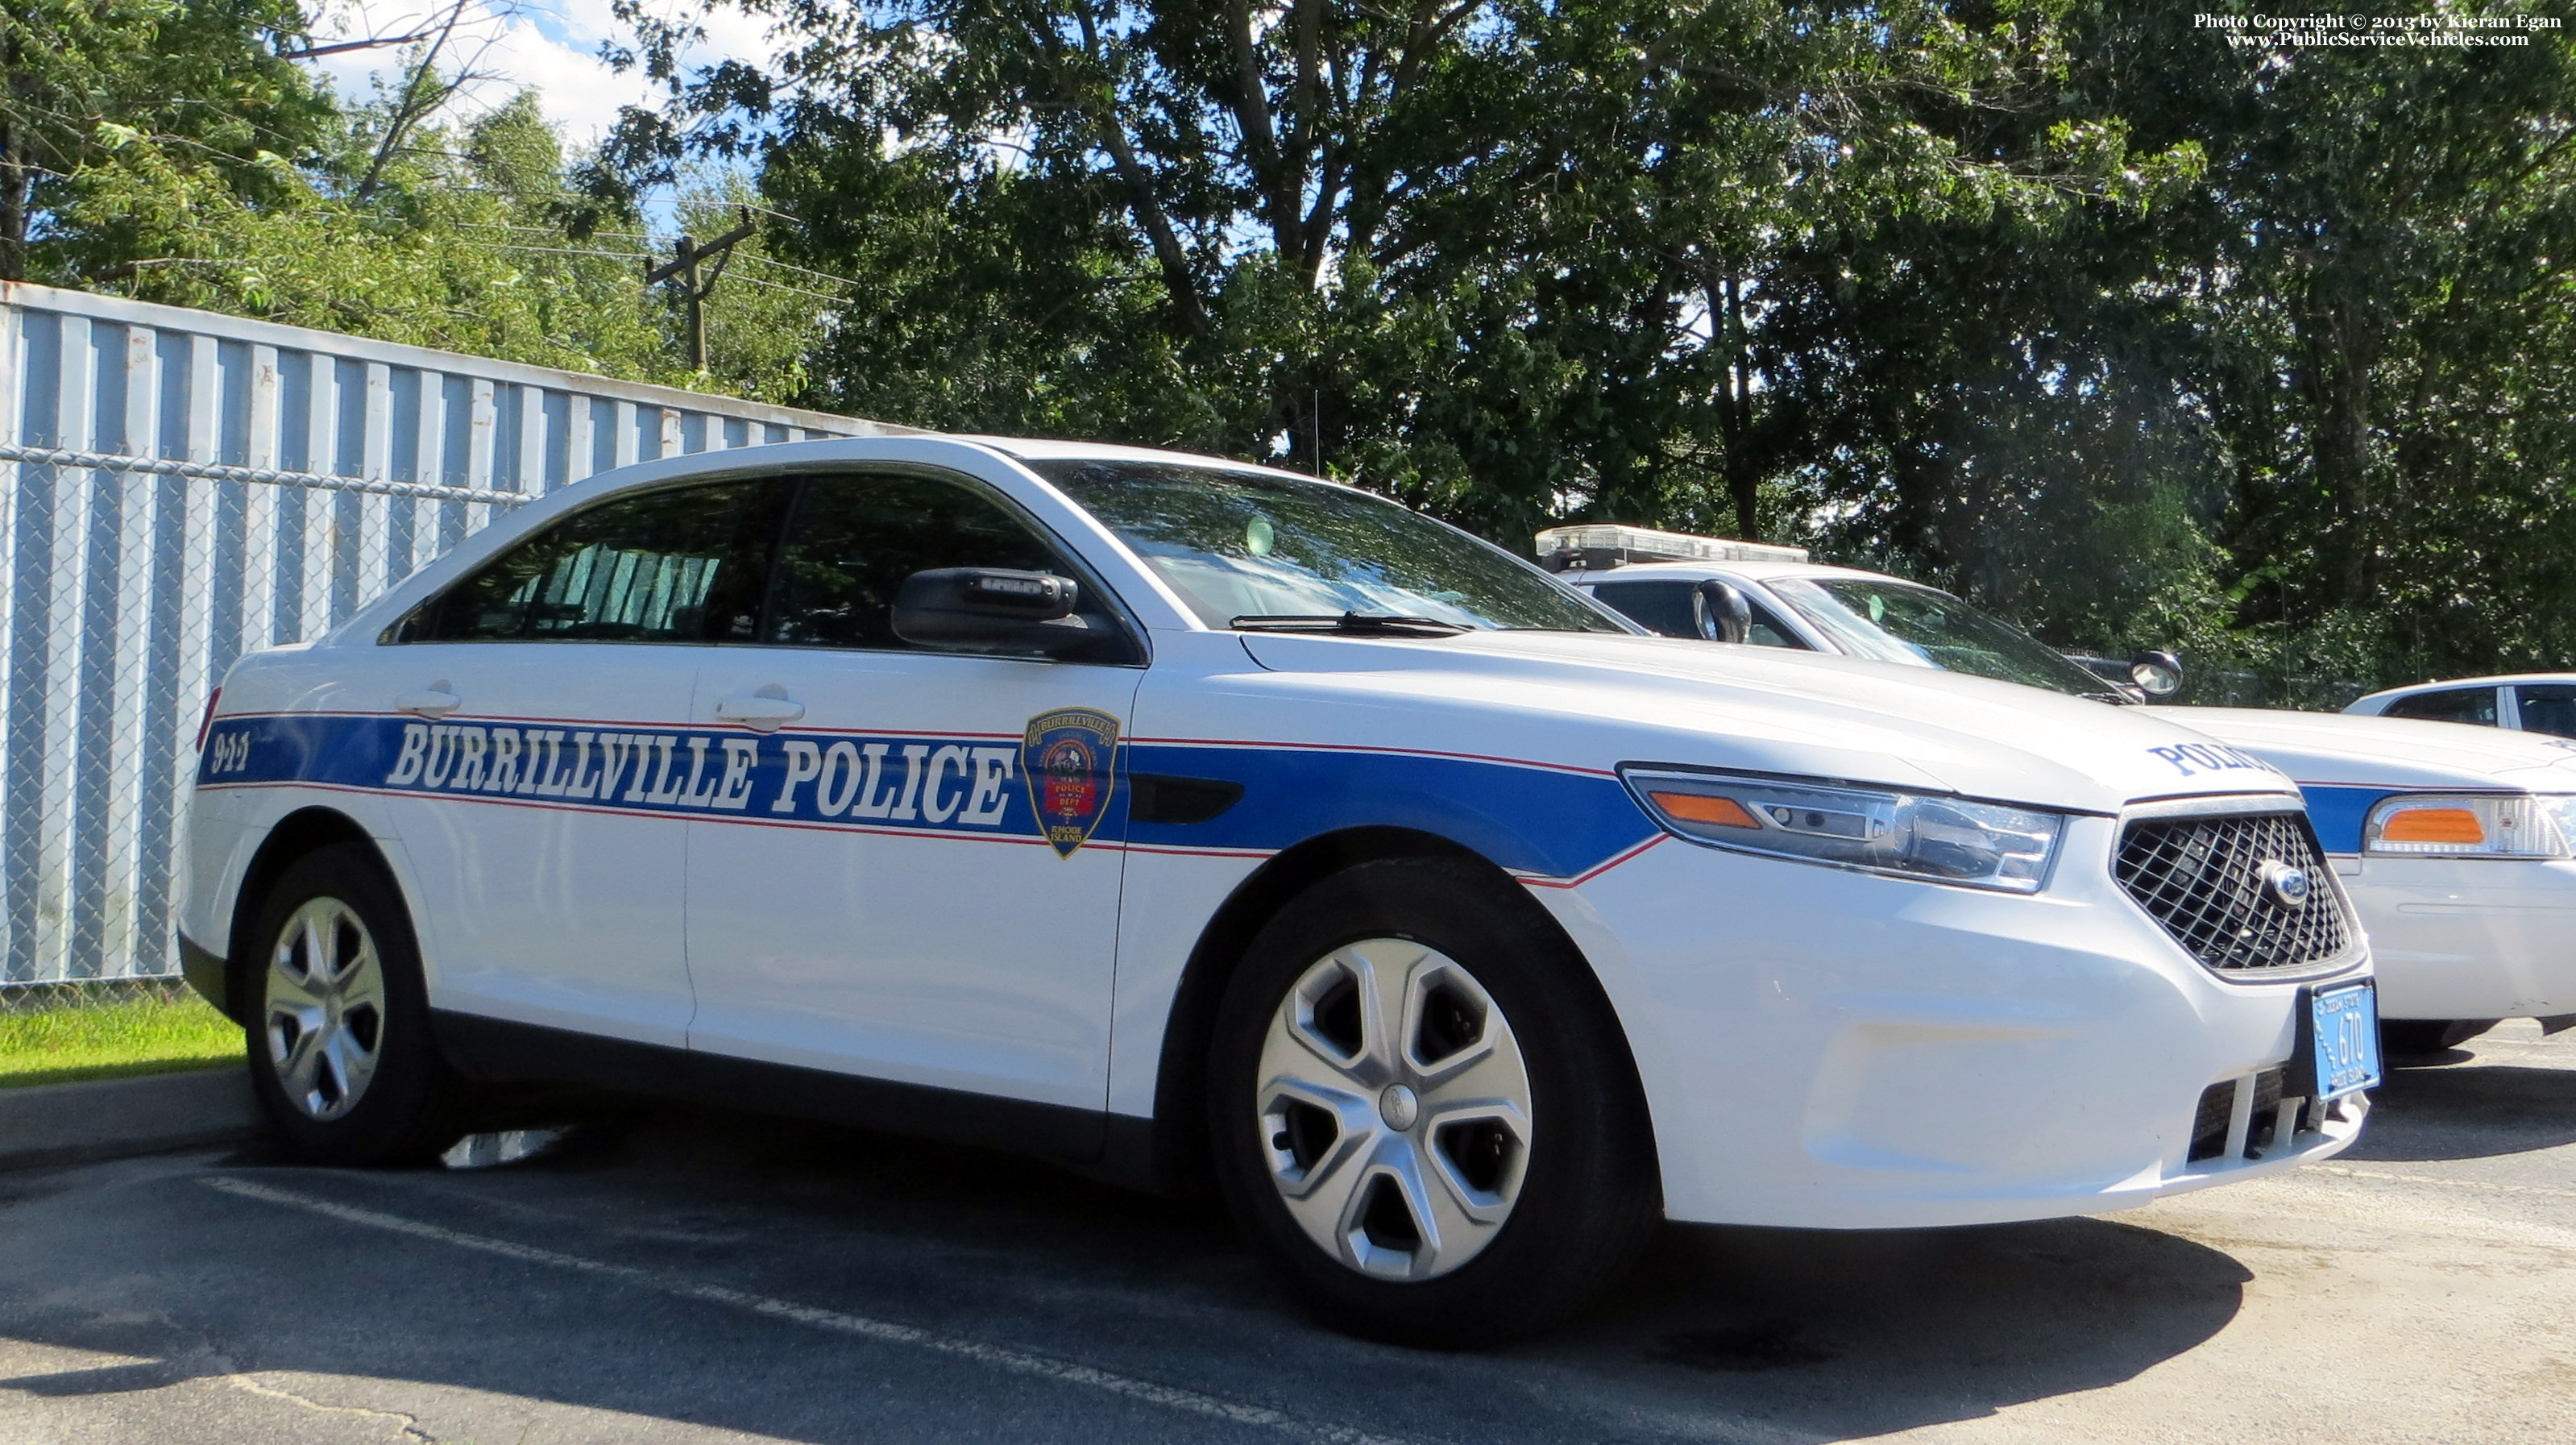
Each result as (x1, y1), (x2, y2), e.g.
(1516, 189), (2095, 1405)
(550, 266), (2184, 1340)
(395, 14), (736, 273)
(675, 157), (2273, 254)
(1553, 525), (2576, 1057)
(181, 439), (2378, 1344)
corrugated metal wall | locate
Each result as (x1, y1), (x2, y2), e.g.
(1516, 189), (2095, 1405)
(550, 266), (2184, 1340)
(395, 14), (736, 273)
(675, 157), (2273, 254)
(0, 280), (893, 986)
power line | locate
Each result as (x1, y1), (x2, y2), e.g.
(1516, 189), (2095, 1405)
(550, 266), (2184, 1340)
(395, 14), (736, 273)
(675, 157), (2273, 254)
(483, 243), (848, 303)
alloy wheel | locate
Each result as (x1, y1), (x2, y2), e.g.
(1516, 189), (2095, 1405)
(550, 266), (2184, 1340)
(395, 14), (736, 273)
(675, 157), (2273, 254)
(264, 897), (388, 1121)
(1255, 939), (1534, 1281)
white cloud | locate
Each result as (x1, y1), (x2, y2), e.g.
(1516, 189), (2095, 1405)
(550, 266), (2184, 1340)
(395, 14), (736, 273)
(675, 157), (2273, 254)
(302, 0), (784, 150)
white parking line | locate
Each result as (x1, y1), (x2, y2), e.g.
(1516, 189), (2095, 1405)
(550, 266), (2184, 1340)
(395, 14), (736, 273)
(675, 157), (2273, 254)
(200, 1175), (1429, 1445)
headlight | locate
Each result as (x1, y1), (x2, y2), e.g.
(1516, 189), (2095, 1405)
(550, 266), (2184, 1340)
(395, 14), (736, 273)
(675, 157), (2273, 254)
(1622, 768), (2068, 893)
(2364, 793), (2576, 859)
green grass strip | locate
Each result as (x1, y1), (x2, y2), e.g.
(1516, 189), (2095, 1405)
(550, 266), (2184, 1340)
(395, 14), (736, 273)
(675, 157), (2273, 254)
(0, 995), (245, 1090)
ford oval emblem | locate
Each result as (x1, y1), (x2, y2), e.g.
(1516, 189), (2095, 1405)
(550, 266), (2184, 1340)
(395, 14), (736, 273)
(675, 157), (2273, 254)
(2258, 860), (2312, 910)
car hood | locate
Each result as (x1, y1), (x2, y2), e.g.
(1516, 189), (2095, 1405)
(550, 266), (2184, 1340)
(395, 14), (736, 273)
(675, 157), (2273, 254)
(1232, 631), (2300, 814)
(2149, 706), (2576, 792)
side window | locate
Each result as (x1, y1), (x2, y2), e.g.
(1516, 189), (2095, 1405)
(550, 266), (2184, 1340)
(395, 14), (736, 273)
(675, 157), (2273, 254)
(1585, 579), (1807, 649)
(765, 473), (1133, 658)
(2383, 687), (2500, 727)
(1743, 604), (1802, 650)
(2515, 684), (2576, 739)
(407, 480), (785, 643)
(1584, 580), (1696, 637)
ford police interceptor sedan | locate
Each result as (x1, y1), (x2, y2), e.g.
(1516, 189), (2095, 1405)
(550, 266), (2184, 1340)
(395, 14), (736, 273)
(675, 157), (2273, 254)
(1557, 533), (2576, 1057)
(181, 439), (2379, 1345)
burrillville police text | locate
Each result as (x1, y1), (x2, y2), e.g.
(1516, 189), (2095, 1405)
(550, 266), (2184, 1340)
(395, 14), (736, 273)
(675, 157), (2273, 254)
(2199, 13), (2557, 47)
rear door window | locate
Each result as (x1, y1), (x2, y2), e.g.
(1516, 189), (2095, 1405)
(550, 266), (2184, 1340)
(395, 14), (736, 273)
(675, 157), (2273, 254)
(2514, 684), (2576, 738)
(404, 480), (787, 643)
(2382, 687), (2501, 727)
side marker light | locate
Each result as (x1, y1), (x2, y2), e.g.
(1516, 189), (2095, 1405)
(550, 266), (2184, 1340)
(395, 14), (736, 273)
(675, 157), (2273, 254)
(1649, 791), (1760, 828)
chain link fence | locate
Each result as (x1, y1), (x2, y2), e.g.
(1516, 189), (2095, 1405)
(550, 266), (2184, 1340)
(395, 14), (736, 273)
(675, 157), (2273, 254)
(2, 280), (890, 994)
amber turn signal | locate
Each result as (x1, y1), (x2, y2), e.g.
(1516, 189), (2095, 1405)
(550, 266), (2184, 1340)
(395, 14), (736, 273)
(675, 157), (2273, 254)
(2376, 807), (2485, 845)
(1649, 791), (1761, 828)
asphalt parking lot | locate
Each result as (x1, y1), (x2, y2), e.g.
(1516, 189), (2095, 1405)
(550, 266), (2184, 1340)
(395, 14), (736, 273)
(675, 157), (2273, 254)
(2, 1023), (2571, 1445)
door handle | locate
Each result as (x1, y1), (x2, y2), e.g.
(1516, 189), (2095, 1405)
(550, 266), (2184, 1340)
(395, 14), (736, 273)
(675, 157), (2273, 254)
(396, 681), (460, 719)
(716, 683), (805, 733)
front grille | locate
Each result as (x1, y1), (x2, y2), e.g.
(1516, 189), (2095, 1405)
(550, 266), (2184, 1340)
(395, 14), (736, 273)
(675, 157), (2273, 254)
(2116, 811), (2352, 973)
(2188, 1082), (2234, 1162)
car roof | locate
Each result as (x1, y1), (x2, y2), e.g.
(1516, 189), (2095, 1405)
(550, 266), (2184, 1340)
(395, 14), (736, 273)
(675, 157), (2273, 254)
(958, 435), (1341, 489)
(2352, 673), (2576, 704)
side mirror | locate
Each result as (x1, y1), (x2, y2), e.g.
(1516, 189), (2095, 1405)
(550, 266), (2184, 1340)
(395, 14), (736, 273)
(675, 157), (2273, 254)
(2129, 650), (2184, 699)
(891, 567), (1095, 655)
(1693, 579), (1753, 645)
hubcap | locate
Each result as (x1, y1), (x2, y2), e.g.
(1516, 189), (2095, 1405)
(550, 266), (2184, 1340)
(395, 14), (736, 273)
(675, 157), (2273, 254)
(1255, 940), (1533, 1281)
(263, 897), (388, 1121)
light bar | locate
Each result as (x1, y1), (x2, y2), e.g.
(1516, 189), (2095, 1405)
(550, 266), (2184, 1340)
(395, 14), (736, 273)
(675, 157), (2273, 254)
(1534, 524), (1810, 566)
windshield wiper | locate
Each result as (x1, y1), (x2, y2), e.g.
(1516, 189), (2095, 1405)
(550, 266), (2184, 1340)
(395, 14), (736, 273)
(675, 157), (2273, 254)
(1230, 612), (1471, 637)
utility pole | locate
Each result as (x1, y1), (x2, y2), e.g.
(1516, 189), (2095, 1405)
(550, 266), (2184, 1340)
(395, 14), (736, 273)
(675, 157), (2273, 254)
(645, 206), (758, 372)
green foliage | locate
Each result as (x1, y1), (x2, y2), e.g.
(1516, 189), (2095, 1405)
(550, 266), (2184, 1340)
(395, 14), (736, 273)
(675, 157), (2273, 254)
(615, 2), (2178, 542)
(24, 1), (2576, 693)
(1, 0), (331, 281)
(15, 6), (822, 399)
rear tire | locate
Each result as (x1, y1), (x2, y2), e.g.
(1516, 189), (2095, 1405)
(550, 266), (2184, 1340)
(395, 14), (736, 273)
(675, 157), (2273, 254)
(1207, 857), (1658, 1347)
(243, 844), (464, 1165)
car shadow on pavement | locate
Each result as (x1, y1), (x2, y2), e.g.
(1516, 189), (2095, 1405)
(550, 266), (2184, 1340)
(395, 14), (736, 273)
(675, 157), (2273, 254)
(0, 1106), (2254, 1445)
(2340, 1057), (2576, 1162)
(1532, 1212), (2250, 1440)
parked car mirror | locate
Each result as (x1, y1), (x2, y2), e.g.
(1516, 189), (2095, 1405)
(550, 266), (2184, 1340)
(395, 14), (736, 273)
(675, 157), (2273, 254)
(2130, 650), (2185, 699)
(1693, 580), (1753, 645)
(891, 567), (1096, 655)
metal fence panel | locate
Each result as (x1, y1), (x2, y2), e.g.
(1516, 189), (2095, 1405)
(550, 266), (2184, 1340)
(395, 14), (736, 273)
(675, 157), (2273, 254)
(1, 280), (898, 987)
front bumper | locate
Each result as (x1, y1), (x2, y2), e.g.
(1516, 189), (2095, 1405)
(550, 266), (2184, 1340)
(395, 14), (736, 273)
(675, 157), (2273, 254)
(1537, 812), (2371, 1230)
(2342, 855), (2576, 1019)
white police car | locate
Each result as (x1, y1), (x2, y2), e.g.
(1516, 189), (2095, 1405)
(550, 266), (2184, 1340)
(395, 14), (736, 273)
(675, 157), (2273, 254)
(1556, 526), (2576, 1055)
(2345, 674), (2576, 740)
(181, 442), (2377, 1345)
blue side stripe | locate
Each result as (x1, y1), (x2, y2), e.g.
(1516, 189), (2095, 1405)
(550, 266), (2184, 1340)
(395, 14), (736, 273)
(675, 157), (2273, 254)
(198, 715), (1659, 881)
(2300, 784), (2404, 855)
(1122, 744), (1654, 878)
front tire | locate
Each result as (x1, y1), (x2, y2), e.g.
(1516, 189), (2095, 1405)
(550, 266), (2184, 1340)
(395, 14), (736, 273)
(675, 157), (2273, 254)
(243, 844), (463, 1164)
(1208, 858), (1658, 1347)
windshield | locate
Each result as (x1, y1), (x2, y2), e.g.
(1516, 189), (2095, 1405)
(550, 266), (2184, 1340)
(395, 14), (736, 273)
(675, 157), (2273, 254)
(1766, 578), (2124, 698)
(1031, 459), (1628, 633)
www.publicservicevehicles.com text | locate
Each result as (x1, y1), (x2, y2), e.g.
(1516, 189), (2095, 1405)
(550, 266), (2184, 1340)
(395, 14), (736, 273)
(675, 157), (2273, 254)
(2198, 13), (2559, 48)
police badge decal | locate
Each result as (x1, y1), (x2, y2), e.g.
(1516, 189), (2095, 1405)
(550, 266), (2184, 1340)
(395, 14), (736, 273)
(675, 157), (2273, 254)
(1022, 708), (1121, 857)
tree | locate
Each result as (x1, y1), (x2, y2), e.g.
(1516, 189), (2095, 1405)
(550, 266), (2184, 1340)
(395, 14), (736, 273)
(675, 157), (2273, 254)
(607, 0), (2176, 549)
(1, 0), (330, 281)
(19, 4), (828, 402)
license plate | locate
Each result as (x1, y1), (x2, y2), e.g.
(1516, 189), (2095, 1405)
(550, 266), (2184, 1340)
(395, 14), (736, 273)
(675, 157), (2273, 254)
(2308, 982), (2383, 1099)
